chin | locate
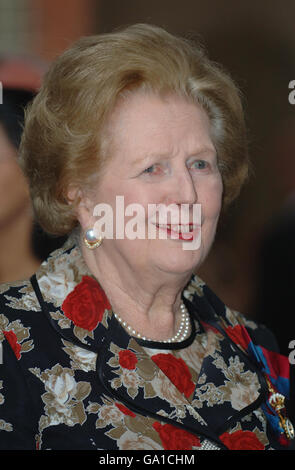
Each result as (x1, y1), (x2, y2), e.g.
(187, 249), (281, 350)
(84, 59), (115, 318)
(155, 247), (205, 276)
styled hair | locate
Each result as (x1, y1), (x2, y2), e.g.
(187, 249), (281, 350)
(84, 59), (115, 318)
(20, 23), (249, 236)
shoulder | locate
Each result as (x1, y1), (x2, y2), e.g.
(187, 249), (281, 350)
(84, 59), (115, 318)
(224, 306), (280, 354)
(0, 277), (39, 307)
(0, 278), (41, 330)
(204, 278), (280, 353)
(0, 232), (76, 321)
(184, 274), (280, 354)
(0, 278), (41, 362)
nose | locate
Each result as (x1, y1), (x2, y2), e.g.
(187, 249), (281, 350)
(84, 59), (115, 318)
(166, 166), (198, 206)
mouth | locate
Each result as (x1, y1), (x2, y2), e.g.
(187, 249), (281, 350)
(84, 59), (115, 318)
(155, 223), (200, 241)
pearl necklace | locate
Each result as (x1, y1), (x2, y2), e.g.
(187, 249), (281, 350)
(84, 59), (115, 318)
(113, 302), (191, 343)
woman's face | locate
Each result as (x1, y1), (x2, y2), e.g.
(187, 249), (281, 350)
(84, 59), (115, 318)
(86, 92), (223, 276)
(0, 124), (30, 225)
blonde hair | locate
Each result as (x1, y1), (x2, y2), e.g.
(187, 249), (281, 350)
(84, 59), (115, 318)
(20, 23), (248, 235)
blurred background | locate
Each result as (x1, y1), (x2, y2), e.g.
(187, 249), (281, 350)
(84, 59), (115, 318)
(0, 0), (295, 362)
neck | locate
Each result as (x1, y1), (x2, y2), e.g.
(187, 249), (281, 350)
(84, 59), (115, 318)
(80, 237), (192, 341)
(0, 209), (40, 283)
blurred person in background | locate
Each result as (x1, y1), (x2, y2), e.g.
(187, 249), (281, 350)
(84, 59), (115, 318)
(0, 57), (66, 283)
(253, 118), (295, 422)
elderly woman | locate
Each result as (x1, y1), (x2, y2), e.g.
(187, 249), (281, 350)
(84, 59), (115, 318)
(0, 24), (293, 451)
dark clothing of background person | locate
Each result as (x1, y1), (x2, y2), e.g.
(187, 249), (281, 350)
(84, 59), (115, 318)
(254, 200), (295, 423)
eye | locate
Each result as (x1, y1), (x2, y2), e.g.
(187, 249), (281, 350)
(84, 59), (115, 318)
(189, 159), (209, 170)
(142, 164), (163, 176)
(143, 165), (155, 173)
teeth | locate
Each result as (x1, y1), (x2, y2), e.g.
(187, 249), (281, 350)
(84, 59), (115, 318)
(181, 225), (193, 233)
(156, 224), (197, 233)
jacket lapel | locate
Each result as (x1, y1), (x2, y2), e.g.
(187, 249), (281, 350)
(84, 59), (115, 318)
(95, 315), (228, 446)
(33, 233), (113, 351)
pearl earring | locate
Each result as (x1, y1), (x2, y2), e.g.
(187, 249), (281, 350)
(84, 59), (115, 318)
(83, 228), (103, 249)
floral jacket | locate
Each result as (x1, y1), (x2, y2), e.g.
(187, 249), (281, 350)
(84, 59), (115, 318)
(0, 233), (294, 451)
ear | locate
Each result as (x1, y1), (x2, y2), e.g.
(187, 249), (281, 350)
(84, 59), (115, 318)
(67, 186), (96, 231)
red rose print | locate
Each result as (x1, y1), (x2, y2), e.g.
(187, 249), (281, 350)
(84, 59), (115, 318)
(118, 350), (138, 370)
(4, 330), (21, 360)
(278, 434), (290, 447)
(62, 276), (111, 331)
(220, 430), (265, 450)
(115, 403), (136, 417)
(225, 325), (250, 351)
(153, 422), (201, 450)
(151, 353), (195, 398)
(200, 321), (221, 335)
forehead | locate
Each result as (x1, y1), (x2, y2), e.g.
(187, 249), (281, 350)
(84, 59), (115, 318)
(106, 92), (215, 162)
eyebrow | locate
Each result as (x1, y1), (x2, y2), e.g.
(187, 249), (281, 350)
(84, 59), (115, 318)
(131, 147), (217, 166)
(132, 152), (169, 166)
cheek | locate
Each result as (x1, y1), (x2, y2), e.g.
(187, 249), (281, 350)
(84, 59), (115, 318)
(199, 177), (223, 219)
(0, 161), (30, 222)
(94, 181), (152, 235)
(0, 161), (29, 201)
(115, 186), (154, 224)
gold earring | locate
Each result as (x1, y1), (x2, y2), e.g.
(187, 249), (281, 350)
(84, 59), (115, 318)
(83, 228), (103, 249)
